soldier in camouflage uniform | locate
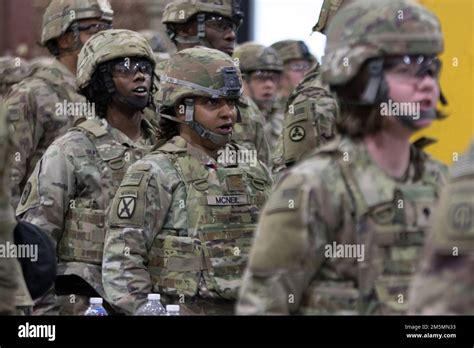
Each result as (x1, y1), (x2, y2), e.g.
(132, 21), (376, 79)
(270, 40), (315, 106)
(0, 103), (33, 315)
(160, 0), (271, 166)
(102, 47), (273, 315)
(233, 43), (284, 151)
(16, 29), (158, 315)
(236, 0), (447, 315)
(0, 57), (30, 101)
(409, 139), (474, 314)
(272, 0), (344, 172)
(2, 0), (113, 209)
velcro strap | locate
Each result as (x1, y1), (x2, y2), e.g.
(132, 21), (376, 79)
(149, 255), (207, 271)
(66, 228), (106, 243)
(375, 229), (425, 246)
(68, 210), (105, 226)
(199, 229), (254, 242)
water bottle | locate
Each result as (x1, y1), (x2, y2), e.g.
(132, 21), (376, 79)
(166, 304), (180, 316)
(135, 293), (166, 316)
(84, 297), (108, 316)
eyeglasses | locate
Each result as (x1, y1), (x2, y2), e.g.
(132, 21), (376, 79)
(205, 15), (240, 33)
(384, 55), (441, 82)
(112, 58), (153, 77)
(287, 61), (311, 72)
(73, 23), (112, 34)
(250, 70), (281, 84)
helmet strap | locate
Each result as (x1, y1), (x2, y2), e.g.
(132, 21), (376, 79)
(360, 58), (386, 105)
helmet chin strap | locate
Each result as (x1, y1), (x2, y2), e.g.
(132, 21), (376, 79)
(174, 14), (213, 48)
(160, 98), (231, 146)
(113, 92), (149, 110)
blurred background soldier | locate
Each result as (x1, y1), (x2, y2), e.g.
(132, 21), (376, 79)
(409, 139), (474, 314)
(0, 57), (30, 101)
(103, 47), (272, 315)
(2, 0), (113, 209)
(233, 43), (284, 150)
(139, 29), (172, 65)
(270, 39), (315, 106)
(272, 0), (344, 173)
(16, 29), (158, 315)
(237, 0), (447, 315)
(161, 0), (271, 166)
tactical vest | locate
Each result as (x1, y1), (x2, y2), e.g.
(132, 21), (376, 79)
(340, 146), (442, 314)
(299, 140), (443, 315)
(58, 119), (150, 265)
(147, 143), (271, 299)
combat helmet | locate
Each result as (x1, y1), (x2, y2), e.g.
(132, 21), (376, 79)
(270, 40), (315, 66)
(233, 43), (283, 74)
(41, 0), (113, 47)
(321, 0), (444, 106)
(76, 29), (155, 91)
(156, 46), (243, 145)
(162, 0), (243, 45)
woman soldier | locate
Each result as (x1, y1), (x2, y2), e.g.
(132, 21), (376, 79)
(237, 0), (448, 315)
(102, 46), (273, 315)
(16, 29), (158, 315)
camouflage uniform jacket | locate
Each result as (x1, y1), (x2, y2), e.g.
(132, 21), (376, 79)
(237, 136), (447, 315)
(103, 135), (273, 315)
(4, 59), (85, 208)
(0, 104), (33, 314)
(16, 117), (157, 298)
(409, 139), (474, 314)
(273, 63), (340, 172)
(264, 97), (285, 151)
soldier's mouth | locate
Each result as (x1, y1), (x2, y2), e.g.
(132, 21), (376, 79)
(132, 86), (149, 98)
(216, 124), (233, 135)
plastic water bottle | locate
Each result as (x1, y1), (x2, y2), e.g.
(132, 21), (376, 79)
(135, 293), (166, 316)
(166, 304), (180, 316)
(84, 297), (108, 316)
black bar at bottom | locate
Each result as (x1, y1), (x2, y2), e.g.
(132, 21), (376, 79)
(0, 315), (473, 346)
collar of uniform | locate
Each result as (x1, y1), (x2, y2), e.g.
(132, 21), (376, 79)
(344, 136), (416, 184)
(171, 135), (222, 170)
(51, 58), (76, 87)
(99, 117), (154, 147)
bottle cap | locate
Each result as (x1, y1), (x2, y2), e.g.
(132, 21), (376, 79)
(90, 297), (103, 304)
(147, 293), (161, 301)
(166, 305), (180, 312)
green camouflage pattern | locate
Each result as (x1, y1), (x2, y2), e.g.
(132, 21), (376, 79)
(263, 96), (285, 150)
(272, 63), (340, 171)
(409, 139), (474, 314)
(3, 59), (85, 208)
(162, 0), (239, 24)
(103, 136), (272, 315)
(235, 96), (270, 166)
(233, 43), (283, 73)
(237, 136), (446, 314)
(41, 0), (113, 44)
(0, 104), (33, 315)
(16, 117), (157, 314)
(77, 29), (155, 90)
(270, 40), (315, 65)
(322, 0), (443, 86)
(313, 0), (345, 34)
(0, 57), (30, 100)
(157, 46), (242, 107)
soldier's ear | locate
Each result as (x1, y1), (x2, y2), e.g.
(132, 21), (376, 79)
(176, 20), (198, 37)
(57, 32), (76, 51)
